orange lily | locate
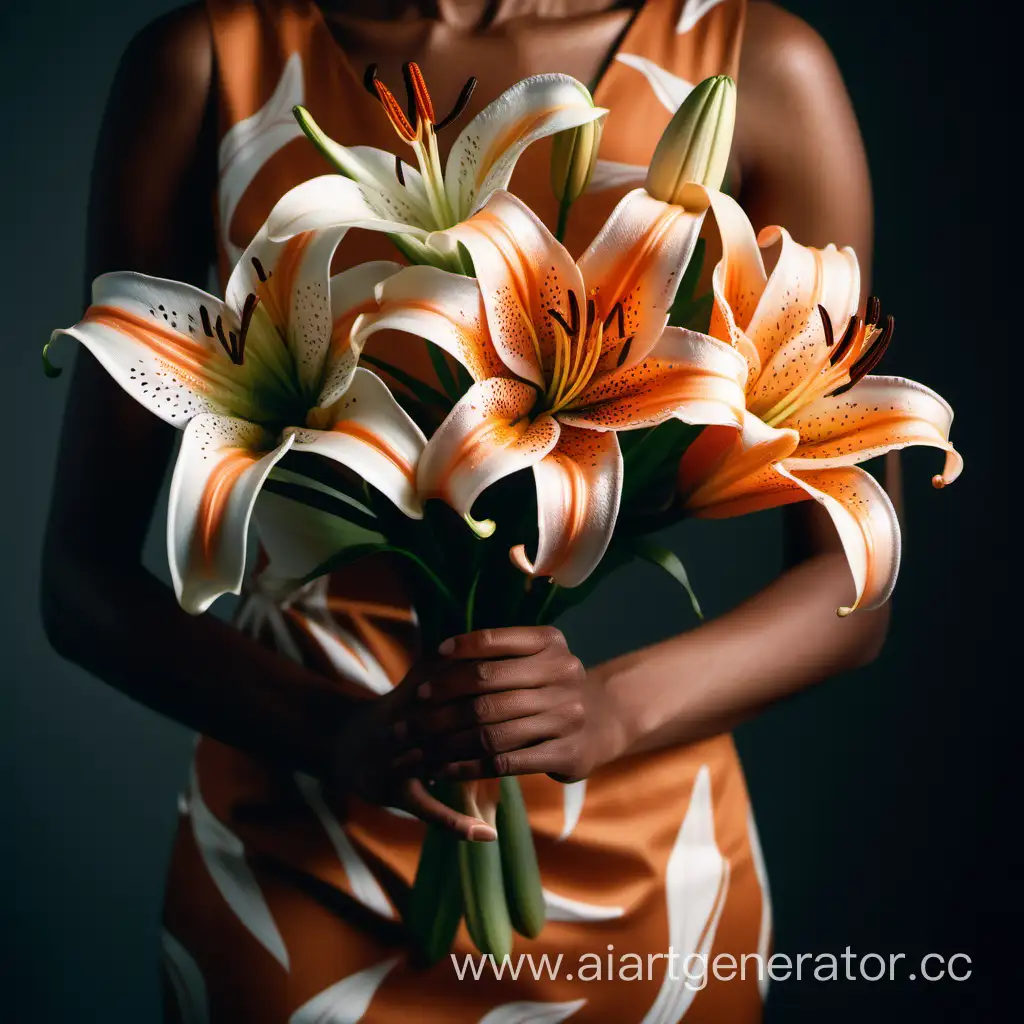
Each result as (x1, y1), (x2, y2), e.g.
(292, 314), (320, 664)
(358, 188), (749, 586)
(677, 189), (962, 615)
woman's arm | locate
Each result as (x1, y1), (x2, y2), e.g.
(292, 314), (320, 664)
(40, 5), (490, 838)
(405, 5), (896, 784)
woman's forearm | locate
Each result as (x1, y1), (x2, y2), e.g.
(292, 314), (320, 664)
(593, 549), (890, 761)
(41, 554), (351, 778)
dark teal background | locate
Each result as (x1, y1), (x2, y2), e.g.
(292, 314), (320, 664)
(3, 1), (1013, 1019)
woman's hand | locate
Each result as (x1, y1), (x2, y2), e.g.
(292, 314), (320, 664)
(326, 663), (499, 843)
(402, 626), (628, 784)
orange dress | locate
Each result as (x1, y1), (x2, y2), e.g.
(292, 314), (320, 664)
(161, 2), (771, 1020)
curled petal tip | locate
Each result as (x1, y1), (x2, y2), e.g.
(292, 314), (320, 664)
(464, 512), (496, 538)
(836, 605), (854, 618)
(42, 339), (62, 378)
(931, 473), (947, 490)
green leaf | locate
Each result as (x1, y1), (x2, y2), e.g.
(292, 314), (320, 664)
(425, 340), (461, 403)
(622, 419), (702, 501)
(627, 537), (703, 620)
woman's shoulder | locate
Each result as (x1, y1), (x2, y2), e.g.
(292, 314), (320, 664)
(741, 2), (841, 90)
(114, 2), (213, 105)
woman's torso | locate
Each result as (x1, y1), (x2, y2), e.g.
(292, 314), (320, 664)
(162, 3), (771, 1020)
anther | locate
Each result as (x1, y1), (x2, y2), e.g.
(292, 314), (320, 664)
(866, 295), (881, 327)
(567, 291), (581, 338)
(363, 64), (380, 97)
(251, 256), (267, 283)
(237, 293), (260, 364)
(214, 314), (237, 363)
(434, 77), (478, 133)
(394, 154), (406, 186)
(548, 307), (574, 337)
(585, 298), (597, 338)
(832, 314), (894, 395)
(830, 315), (861, 367)
(818, 304), (835, 348)
(403, 62), (435, 125)
(616, 336), (635, 367)
(199, 304), (214, 339)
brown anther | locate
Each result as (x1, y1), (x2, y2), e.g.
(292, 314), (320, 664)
(394, 154), (406, 186)
(603, 301), (625, 339)
(567, 290), (581, 338)
(616, 336), (635, 367)
(199, 304), (214, 339)
(830, 314), (861, 367)
(237, 293), (260, 364)
(831, 314), (893, 395)
(866, 295), (881, 327)
(250, 256), (268, 283)
(434, 77), (478, 133)
(548, 307), (575, 337)
(585, 298), (596, 337)
(818, 304), (835, 348)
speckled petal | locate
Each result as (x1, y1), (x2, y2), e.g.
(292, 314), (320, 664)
(745, 226), (861, 416)
(418, 377), (560, 516)
(355, 264), (506, 384)
(577, 189), (705, 371)
(562, 327), (747, 431)
(510, 426), (622, 588)
(49, 272), (239, 427)
(168, 414), (293, 615)
(783, 375), (962, 485)
(432, 190), (585, 388)
(287, 368), (426, 519)
(443, 73), (606, 218)
(317, 261), (403, 409)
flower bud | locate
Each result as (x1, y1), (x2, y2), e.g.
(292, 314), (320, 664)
(550, 116), (604, 205)
(645, 75), (736, 206)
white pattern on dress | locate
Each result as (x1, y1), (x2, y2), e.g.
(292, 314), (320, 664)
(217, 51), (305, 266)
(676, 0), (730, 35)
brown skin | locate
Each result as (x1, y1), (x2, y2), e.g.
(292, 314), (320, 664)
(42, 0), (891, 842)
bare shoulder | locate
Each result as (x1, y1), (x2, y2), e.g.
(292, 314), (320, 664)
(115, 2), (213, 98)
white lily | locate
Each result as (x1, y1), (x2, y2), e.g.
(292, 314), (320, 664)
(269, 63), (607, 267)
(48, 217), (426, 614)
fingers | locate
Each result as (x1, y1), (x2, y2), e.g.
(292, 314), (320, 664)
(401, 778), (497, 843)
(423, 649), (584, 702)
(422, 708), (579, 767)
(411, 686), (556, 736)
(437, 625), (567, 661)
(430, 736), (591, 784)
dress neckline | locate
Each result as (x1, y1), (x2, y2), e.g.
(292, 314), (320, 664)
(307, 0), (660, 113)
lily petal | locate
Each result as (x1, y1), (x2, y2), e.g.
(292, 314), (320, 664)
(678, 410), (800, 513)
(783, 375), (963, 486)
(355, 265), (506, 383)
(510, 426), (622, 587)
(317, 261), (403, 409)
(434, 191), (585, 388)
(226, 224), (346, 396)
(265, 174), (432, 241)
(784, 464), (901, 616)
(168, 415), (294, 614)
(563, 327), (748, 431)
(288, 368), (427, 519)
(418, 377), (560, 515)
(50, 272), (240, 426)
(704, 189), (766, 377)
(746, 226), (861, 415)
(443, 74), (606, 218)
(577, 189), (705, 371)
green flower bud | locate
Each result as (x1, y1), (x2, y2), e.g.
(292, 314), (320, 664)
(646, 75), (736, 206)
(550, 117), (604, 206)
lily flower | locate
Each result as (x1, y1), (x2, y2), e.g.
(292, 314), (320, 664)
(267, 63), (607, 266)
(677, 189), (962, 615)
(357, 188), (749, 586)
(48, 223), (426, 614)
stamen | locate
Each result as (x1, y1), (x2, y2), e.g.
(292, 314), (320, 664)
(199, 304), (215, 339)
(603, 301), (625, 339)
(237, 293), (260, 364)
(567, 290), (581, 339)
(394, 154), (406, 186)
(866, 295), (881, 327)
(585, 298), (596, 338)
(818, 304), (835, 348)
(547, 307), (574, 337)
(616, 336), (635, 367)
(830, 314), (861, 366)
(213, 315), (241, 365)
(434, 77), (478, 133)
(831, 314), (893, 396)
(251, 256), (268, 283)
(403, 62), (435, 125)
(364, 64), (417, 142)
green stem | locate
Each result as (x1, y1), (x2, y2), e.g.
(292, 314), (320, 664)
(555, 196), (572, 244)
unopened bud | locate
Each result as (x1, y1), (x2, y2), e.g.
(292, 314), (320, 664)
(550, 117), (604, 205)
(646, 76), (736, 206)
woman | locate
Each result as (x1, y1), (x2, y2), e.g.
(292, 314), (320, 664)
(42, 0), (885, 1020)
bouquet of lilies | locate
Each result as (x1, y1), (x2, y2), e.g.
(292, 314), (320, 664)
(47, 66), (961, 960)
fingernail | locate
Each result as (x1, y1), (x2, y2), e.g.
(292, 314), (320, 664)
(469, 823), (497, 843)
(416, 682), (432, 699)
(438, 637), (455, 655)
